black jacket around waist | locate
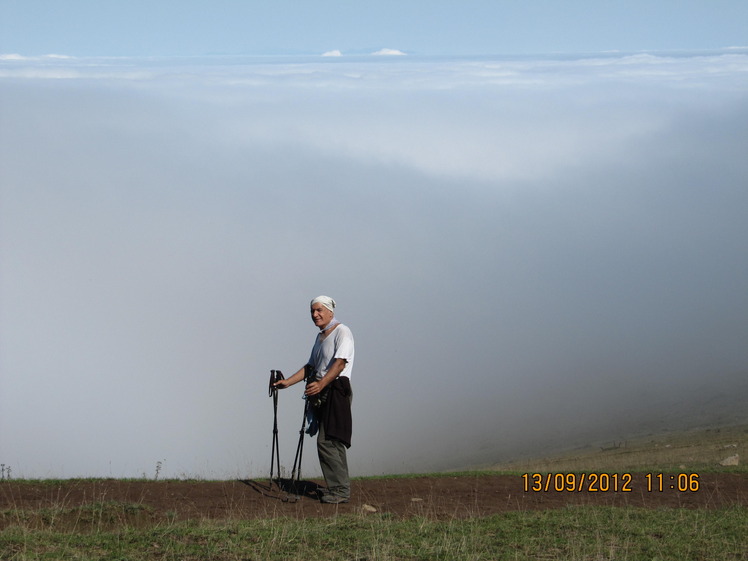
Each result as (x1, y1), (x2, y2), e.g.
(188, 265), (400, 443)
(320, 376), (352, 448)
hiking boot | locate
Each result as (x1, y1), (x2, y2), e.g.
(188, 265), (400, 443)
(320, 494), (349, 504)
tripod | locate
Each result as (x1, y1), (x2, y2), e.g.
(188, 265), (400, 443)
(268, 369), (284, 489)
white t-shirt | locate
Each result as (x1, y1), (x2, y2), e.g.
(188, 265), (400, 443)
(308, 323), (355, 379)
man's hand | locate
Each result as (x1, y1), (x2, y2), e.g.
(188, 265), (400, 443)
(304, 358), (346, 396)
(274, 378), (292, 389)
(273, 366), (307, 389)
(304, 380), (326, 396)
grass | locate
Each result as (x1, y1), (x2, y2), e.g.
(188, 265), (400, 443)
(488, 423), (748, 475)
(1, 505), (747, 560)
(1, 424), (746, 560)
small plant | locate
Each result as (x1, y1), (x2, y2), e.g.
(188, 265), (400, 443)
(154, 460), (164, 481)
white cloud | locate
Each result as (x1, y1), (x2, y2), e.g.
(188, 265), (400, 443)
(322, 49), (342, 57)
(372, 48), (406, 56)
(0, 53), (73, 60)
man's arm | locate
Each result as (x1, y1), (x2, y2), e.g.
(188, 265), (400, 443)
(274, 365), (307, 389)
(304, 358), (347, 396)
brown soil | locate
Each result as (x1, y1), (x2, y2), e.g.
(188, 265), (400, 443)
(2, 473), (746, 522)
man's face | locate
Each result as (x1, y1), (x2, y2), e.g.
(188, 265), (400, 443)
(310, 303), (334, 329)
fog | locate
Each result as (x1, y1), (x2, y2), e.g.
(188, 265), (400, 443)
(1, 52), (747, 478)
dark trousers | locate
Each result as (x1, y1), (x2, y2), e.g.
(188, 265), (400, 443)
(317, 392), (352, 498)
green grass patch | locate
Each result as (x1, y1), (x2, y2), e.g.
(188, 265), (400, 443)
(2, 506), (746, 560)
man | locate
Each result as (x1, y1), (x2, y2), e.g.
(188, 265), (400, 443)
(274, 295), (355, 504)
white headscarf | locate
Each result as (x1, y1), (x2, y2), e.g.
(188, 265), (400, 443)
(310, 295), (336, 312)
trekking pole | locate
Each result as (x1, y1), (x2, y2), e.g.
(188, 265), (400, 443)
(268, 369), (284, 489)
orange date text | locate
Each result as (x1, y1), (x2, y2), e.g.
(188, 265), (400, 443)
(521, 472), (633, 493)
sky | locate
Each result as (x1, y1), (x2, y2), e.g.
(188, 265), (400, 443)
(1, 2), (748, 480)
(1, 0), (747, 57)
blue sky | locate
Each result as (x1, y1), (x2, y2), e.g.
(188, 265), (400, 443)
(1, 0), (747, 57)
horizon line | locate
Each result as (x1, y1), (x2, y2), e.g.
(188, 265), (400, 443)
(3, 46), (748, 62)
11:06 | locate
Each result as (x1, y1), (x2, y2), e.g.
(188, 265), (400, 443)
(646, 473), (700, 492)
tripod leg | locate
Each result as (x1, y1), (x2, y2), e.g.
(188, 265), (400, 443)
(290, 399), (309, 486)
(274, 426), (281, 484)
(270, 390), (281, 489)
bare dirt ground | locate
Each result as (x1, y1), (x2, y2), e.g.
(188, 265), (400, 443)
(2, 473), (747, 521)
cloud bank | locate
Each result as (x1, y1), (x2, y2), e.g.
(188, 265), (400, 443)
(1, 51), (747, 478)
